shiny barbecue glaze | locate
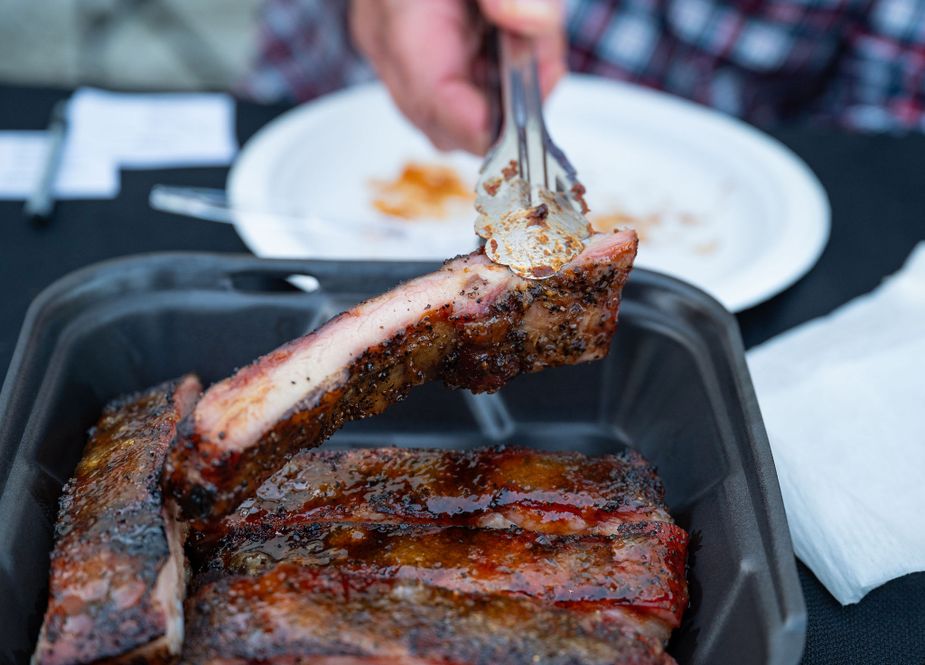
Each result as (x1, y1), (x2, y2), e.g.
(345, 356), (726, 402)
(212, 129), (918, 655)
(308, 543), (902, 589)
(199, 520), (689, 632)
(166, 231), (638, 523)
(182, 564), (677, 665)
(32, 375), (201, 665)
(212, 446), (671, 541)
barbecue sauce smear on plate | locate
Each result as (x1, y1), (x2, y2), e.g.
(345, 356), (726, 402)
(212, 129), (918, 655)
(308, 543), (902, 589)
(370, 161), (474, 221)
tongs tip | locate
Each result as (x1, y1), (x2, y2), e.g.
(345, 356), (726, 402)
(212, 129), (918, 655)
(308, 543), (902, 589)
(474, 30), (590, 280)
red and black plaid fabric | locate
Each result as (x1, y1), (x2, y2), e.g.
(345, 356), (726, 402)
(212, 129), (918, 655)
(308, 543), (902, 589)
(241, 0), (375, 103)
(240, 0), (925, 132)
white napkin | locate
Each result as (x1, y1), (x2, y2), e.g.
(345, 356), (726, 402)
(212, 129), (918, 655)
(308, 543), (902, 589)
(747, 242), (925, 605)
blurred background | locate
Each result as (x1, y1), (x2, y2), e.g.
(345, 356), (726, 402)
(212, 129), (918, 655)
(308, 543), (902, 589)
(0, 0), (258, 91)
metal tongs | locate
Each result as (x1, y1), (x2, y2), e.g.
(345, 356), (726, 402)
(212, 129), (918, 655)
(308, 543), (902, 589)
(475, 30), (591, 279)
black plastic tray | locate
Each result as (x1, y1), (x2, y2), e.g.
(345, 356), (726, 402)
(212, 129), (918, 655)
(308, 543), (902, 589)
(0, 253), (805, 665)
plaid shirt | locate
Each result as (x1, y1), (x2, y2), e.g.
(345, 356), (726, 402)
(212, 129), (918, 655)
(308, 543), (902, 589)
(241, 0), (925, 132)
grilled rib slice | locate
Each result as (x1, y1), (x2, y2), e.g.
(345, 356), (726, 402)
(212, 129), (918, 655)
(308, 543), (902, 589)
(183, 564), (676, 665)
(200, 520), (688, 636)
(203, 522), (686, 608)
(214, 446), (671, 540)
(32, 375), (201, 665)
(166, 230), (638, 522)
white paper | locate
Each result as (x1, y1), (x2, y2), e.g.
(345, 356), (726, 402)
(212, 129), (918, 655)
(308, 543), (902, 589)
(0, 130), (118, 200)
(0, 132), (49, 199)
(748, 243), (925, 604)
(0, 88), (237, 201)
(66, 88), (237, 169)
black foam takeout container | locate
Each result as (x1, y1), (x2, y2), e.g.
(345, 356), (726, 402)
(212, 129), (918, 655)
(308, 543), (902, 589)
(0, 254), (805, 665)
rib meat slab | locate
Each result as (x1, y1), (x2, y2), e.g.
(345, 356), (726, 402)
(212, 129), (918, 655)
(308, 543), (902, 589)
(199, 520), (688, 636)
(166, 230), (638, 521)
(182, 564), (676, 665)
(32, 375), (201, 665)
(214, 446), (671, 539)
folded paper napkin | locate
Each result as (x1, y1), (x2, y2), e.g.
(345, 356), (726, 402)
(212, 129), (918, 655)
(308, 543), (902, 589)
(747, 242), (925, 605)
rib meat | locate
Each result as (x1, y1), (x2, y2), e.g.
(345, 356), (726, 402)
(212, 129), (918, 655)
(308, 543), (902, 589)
(183, 564), (676, 665)
(166, 230), (638, 521)
(205, 446), (670, 544)
(199, 520), (688, 636)
(32, 375), (201, 665)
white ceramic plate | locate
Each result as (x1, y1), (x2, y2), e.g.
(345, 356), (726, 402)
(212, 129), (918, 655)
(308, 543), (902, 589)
(228, 75), (829, 312)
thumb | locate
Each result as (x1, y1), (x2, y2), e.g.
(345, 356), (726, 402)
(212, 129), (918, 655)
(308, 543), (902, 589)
(478, 0), (564, 37)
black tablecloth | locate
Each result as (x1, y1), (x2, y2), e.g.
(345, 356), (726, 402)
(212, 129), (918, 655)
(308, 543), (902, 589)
(1, 84), (923, 664)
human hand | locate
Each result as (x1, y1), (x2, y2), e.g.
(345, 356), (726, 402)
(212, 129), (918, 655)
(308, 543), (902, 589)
(350, 0), (566, 154)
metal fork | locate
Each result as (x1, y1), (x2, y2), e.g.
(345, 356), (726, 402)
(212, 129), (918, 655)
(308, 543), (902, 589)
(475, 30), (590, 278)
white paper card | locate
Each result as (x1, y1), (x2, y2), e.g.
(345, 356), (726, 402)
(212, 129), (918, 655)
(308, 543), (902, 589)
(0, 130), (118, 200)
(0, 88), (237, 201)
(748, 243), (925, 604)
(66, 88), (238, 169)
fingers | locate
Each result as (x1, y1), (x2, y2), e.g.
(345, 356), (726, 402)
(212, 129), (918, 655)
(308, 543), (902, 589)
(535, 28), (567, 97)
(351, 0), (491, 154)
(479, 0), (566, 99)
(424, 79), (491, 153)
(350, 0), (566, 154)
(477, 0), (564, 37)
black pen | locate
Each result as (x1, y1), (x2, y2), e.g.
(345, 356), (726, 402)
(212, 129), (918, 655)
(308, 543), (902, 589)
(24, 100), (69, 225)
